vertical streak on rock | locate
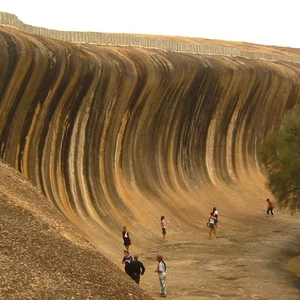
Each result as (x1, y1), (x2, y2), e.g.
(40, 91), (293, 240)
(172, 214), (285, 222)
(1, 28), (300, 246)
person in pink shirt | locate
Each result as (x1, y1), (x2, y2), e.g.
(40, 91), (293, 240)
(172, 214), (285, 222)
(160, 216), (167, 241)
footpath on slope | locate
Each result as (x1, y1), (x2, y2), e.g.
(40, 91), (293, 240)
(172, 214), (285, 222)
(135, 212), (300, 300)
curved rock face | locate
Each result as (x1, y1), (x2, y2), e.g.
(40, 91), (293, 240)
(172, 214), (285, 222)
(1, 23), (300, 253)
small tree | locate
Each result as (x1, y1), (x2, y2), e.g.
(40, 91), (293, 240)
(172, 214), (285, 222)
(260, 107), (300, 213)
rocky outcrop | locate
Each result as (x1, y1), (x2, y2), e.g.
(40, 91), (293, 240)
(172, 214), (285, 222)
(0, 14), (300, 254)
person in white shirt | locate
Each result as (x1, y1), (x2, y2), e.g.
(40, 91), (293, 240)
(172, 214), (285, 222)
(155, 255), (167, 297)
(213, 207), (219, 229)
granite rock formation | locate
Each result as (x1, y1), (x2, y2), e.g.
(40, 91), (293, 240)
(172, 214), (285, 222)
(0, 13), (300, 257)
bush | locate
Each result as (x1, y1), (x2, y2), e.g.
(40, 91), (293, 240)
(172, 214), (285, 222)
(260, 107), (300, 213)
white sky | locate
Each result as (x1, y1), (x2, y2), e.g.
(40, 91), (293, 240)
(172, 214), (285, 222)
(0, 1), (299, 48)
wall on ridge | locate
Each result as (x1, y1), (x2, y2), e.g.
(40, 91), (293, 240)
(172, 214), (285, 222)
(1, 12), (300, 63)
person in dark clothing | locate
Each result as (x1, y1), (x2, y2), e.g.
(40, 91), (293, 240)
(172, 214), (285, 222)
(130, 255), (146, 284)
(122, 226), (131, 251)
(122, 249), (133, 276)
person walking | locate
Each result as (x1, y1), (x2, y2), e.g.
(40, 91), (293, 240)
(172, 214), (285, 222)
(155, 255), (167, 297)
(266, 199), (274, 216)
(160, 216), (167, 241)
(122, 226), (131, 251)
(122, 249), (133, 277)
(212, 207), (219, 229)
(130, 255), (146, 284)
(207, 211), (217, 239)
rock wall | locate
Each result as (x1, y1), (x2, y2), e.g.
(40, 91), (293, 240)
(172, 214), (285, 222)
(0, 16), (300, 252)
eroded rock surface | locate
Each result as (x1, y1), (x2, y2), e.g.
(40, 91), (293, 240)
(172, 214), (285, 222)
(0, 13), (300, 299)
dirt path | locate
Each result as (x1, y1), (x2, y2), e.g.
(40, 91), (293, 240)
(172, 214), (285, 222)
(136, 212), (300, 299)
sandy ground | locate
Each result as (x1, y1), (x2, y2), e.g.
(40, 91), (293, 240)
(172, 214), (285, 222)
(131, 212), (300, 300)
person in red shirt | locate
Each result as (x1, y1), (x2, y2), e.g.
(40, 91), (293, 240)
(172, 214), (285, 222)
(266, 199), (274, 216)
